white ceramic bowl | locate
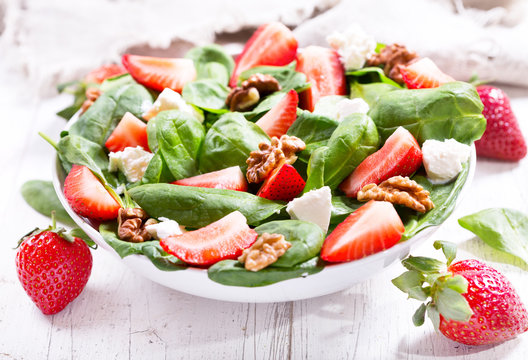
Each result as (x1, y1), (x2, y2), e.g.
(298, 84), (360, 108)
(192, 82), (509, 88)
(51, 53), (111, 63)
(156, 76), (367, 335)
(52, 121), (476, 303)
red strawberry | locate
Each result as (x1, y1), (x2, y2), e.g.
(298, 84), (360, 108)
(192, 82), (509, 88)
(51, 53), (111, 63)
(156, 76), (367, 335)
(393, 241), (528, 346)
(160, 211), (257, 266)
(255, 90), (298, 138)
(64, 165), (121, 221)
(85, 63), (127, 84)
(105, 112), (149, 153)
(475, 85), (527, 161)
(230, 22), (298, 87)
(121, 54), (196, 93)
(256, 163), (305, 202)
(321, 200), (404, 262)
(172, 166), (248, 191)
(339, 127), (422, 198)
(16, 220), (92, 315)
(400, 57), (455, 89)
(295, 46), (347, 112)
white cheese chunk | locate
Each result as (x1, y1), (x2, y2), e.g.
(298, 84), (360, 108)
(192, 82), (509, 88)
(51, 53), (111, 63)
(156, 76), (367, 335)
(142, 88), (204, 122)
(422, 139), (471, 184)
(326, 24), (376, 70)
(108, 146), (154, 183)
(336, 98), (370, 121)
(146, 217), (185, 240)
(286, 186), (332, 232)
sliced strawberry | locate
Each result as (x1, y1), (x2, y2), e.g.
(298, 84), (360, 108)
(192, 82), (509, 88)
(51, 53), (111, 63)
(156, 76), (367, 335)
(400, 57), (455, 89)
(321, 200), (405, 262)
(172, 166), (248, 191)
(85, 64), (127, 84)
(295, 46), (347, 112)
(339, 127), (422, 198)
(229, 22), (298, 87)
(63, 165), (120, 221)
(121, 54), (196, 93)
(160, 211), (258, 266)
(257, 163), (305, 202)
(255, 90), (298, 138)
(105, 112), (149, 153)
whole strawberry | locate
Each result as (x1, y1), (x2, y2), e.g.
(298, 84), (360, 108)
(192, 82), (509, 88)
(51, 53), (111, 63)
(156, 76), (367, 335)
(16, 215), (92, 315)
(475, 85), (527, 161)
(393, 241), (528, 346)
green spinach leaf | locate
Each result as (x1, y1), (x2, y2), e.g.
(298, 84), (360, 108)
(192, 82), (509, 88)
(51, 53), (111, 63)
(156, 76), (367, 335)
(242, 92), (285, 121)
(239, 62), (310, 92)
(255, 220), (325, 267)
(349, 82), (399, 107)
(199, 112), (269, 173)
(369, 82), (486, 144)
(458, 208), (528, 265)
(287, 109), (338, 146)
(346, 66), (402, 88)
(207, 257), (324, 287)
(185, 44), (235, 85)
(129, 184), (285, 228)
(182, 79), (229, 113)
(99, 223), (186, 271)
(330, 196), (362, 224)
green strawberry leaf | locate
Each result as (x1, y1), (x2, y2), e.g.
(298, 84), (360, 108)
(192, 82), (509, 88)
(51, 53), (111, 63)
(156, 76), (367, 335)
(433, 240), (457, 266)
(435, 287), (473, 322)
(444, 275), (468, 294)
(427, 304), (441, 331)
(391, 270), (424, 294)
(407, 286), (429, 301)
(413, 303), (427, 327)
(402, 256), (445, 274)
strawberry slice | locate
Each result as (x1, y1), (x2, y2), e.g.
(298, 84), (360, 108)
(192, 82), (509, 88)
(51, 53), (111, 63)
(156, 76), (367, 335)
(172, 166), (248, 191)
(63, 165), (120, 221)
(339, 127), (422, 198)
(121, 54), (196, 93)
(160, 211), (258, 266)
(295, 46), (347, 112)
(257, 163), (305, 202)
(105, 112), (149, 153)
(400, 57), (455, 89)
(321, 200), (405, 262)
(229, 22), (298, 87)
(255, 90), (298, 138)
(85, 64), (127, 84)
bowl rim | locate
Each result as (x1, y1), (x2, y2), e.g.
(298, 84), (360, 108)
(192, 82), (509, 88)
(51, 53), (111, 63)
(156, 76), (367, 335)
(52, 114), (477, 303)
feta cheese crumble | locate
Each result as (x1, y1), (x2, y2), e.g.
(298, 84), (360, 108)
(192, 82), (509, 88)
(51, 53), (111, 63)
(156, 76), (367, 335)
(146, 217), (185, 240)
(335, 98), (369, 121)
(108, 146), (154, 182)
(286, 186), (332, 232)
(326, 24), (376, 70)
(422, 139), (471, 184)
(142, 88), (204, 122)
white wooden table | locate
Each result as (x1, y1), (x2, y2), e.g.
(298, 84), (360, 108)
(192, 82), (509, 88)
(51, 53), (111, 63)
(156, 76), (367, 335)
(1, 60), (527, 359)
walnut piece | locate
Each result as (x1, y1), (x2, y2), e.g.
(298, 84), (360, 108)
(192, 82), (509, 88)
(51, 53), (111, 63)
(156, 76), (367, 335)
(80, 87), (102, 114)
(226, 73), (281, 111)
(246, 135), (306, 183)
(117, 207), (154, 243)
(238, 233), (291, 272)
(357, 176), (434, 213)
(366, 44), (418, 84)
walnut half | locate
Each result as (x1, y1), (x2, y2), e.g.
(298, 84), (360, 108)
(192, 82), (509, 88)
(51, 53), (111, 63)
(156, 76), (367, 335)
(357, 176), (434, 213)
(226, 73), (281, 111)
(238, 233), (291, 271)
(117, 208), (157, 243)
(366, 44), (418, 84)
(246, 135), (306, 183)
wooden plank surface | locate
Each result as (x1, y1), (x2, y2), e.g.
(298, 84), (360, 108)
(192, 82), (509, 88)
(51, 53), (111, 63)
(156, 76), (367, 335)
(1, 63), (528, 359)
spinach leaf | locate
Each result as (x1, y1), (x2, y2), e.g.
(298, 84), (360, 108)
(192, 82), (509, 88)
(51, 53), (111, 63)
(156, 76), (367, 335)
(369, 82), (486, 144)
(182, 79), (229, 113)
(56, 80), (87, 120)
(146, 110), (205, 181)
(242, 92), (284, 121)
(21, 180), (76, 227)
(330, 196), (362, 224)
(458, 208), (528, 265)
(57, 134), (116, 186)
(400, 162), (469, 241)
(349, 82), (399, 107)
(199, 112), (269, 173)
(99, 223), (186, 271)
(141, 151), (177, 184)
(207, 257), (324, 287)
(129, 184), (285, 228)
(69, 83), (152, 145)
(287, 109), (338, 146)
(185, 44), (235, 85)
(100, 74), (137, 92)
(346, 66), (402, 88)
(239, 62), (310, 92)
(305, 113), (379, 190)
(255, 220), (325, 267)
(303, 146), (327, 192)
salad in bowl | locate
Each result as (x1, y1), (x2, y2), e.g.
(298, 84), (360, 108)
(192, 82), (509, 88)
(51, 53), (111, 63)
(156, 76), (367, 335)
(51, 22), (484, 302)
